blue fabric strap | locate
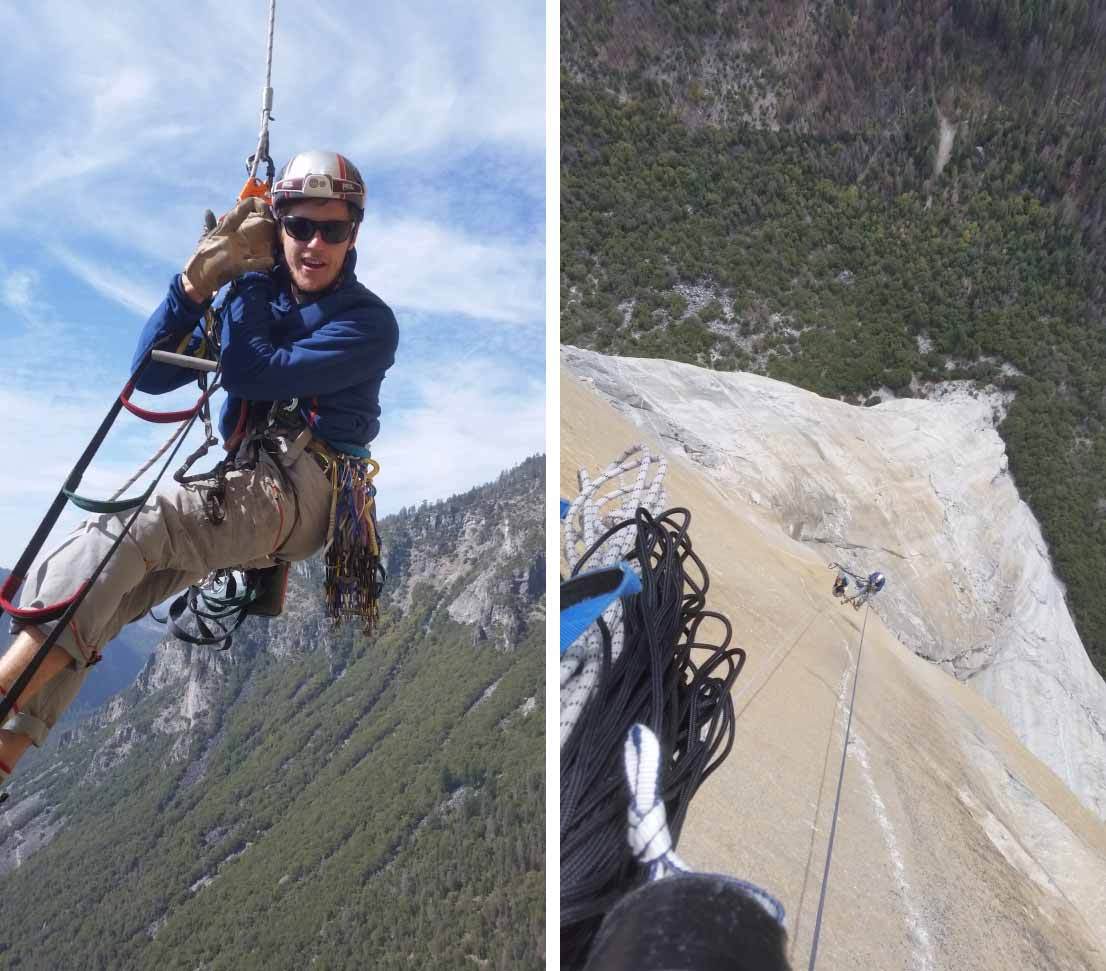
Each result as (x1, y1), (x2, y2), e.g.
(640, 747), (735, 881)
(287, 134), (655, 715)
(560, 562), (641, 654)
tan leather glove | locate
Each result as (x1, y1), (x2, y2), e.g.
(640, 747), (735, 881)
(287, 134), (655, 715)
(182, 197), (276, 300)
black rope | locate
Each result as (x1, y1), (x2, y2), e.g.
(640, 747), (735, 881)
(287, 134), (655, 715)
(560, 507), (745, 969)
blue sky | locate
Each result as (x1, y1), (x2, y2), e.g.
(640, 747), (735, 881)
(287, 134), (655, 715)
(0, 0), (545, 568)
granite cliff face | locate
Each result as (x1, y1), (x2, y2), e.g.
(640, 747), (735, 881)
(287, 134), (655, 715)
(563, 346), (1106, 821)
(385, 464), (546, 650)
(561, 364), (1106, 970)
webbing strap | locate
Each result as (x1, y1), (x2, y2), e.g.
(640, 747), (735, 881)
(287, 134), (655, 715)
(560, 562), (641, 655)
(63, 483), (154, 515)
(120, 381), (206, 424)
(165, 583), (253, 651)
(65, 364), (219, 516)
(0, 574), (91, 625)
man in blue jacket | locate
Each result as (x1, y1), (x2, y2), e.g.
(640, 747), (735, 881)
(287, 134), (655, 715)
(0, 151), (398, 790)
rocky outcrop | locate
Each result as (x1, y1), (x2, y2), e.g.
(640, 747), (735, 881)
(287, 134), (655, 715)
(387, 458), (545, 650)
(563, 346), (1106, 821)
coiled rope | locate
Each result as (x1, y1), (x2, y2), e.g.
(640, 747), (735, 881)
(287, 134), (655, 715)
(560, 504), (746, 969)
(560, 445), (667, 745)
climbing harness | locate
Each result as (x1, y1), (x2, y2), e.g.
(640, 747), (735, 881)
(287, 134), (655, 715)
(159, 396), (386, 649)
(156, 402), (306, 650)
(0, 348), (221, 722)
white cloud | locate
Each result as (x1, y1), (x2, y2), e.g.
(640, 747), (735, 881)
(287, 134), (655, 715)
(0, 1), (545, 319)
(358, 216), (544, 324)
(46, 245), (166, 318)
(91, 66), (156, 127)
(373, 358), (545, 513)
(3, 1), (543, 190)
(1, 268), (36, 314)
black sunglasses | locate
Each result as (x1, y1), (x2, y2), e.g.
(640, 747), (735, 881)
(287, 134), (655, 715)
(280, 215), (355, 244)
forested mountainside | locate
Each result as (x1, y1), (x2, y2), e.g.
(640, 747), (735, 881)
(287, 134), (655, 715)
(561, 0), (1106, 673)
(0, 456), (545, 970)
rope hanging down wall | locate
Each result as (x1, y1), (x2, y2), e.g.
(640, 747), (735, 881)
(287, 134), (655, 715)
(806, 599), (873, 971)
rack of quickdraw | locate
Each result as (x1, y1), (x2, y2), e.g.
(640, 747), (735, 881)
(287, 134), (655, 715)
(321, 453), (385, 632)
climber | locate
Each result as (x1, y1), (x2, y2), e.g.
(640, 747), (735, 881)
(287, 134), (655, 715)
(832, 572), (848, 599)
(848, 571), (886, 610)
(0, 151), (399, 796)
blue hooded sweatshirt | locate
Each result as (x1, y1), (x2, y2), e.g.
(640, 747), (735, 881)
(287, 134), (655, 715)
(131, 250), (398, 452)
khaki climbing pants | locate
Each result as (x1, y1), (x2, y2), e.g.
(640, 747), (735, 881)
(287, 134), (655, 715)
(6, 429), (333, 746)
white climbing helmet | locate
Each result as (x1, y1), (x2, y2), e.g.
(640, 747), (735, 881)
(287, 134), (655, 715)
(272, 150), (365, 220)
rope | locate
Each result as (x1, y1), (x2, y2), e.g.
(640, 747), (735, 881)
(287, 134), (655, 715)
(807, 601), (872, 971)
(563, 444), (667, 571)
(623, 723), (690, 880)
(624, 723), (787, 921)
(263, 0), (276, 92)
(560, 505), (745, 969)
(107, 421), (190, 502)
(560, 446), (667, 746)
(248, 0), (277, 182)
